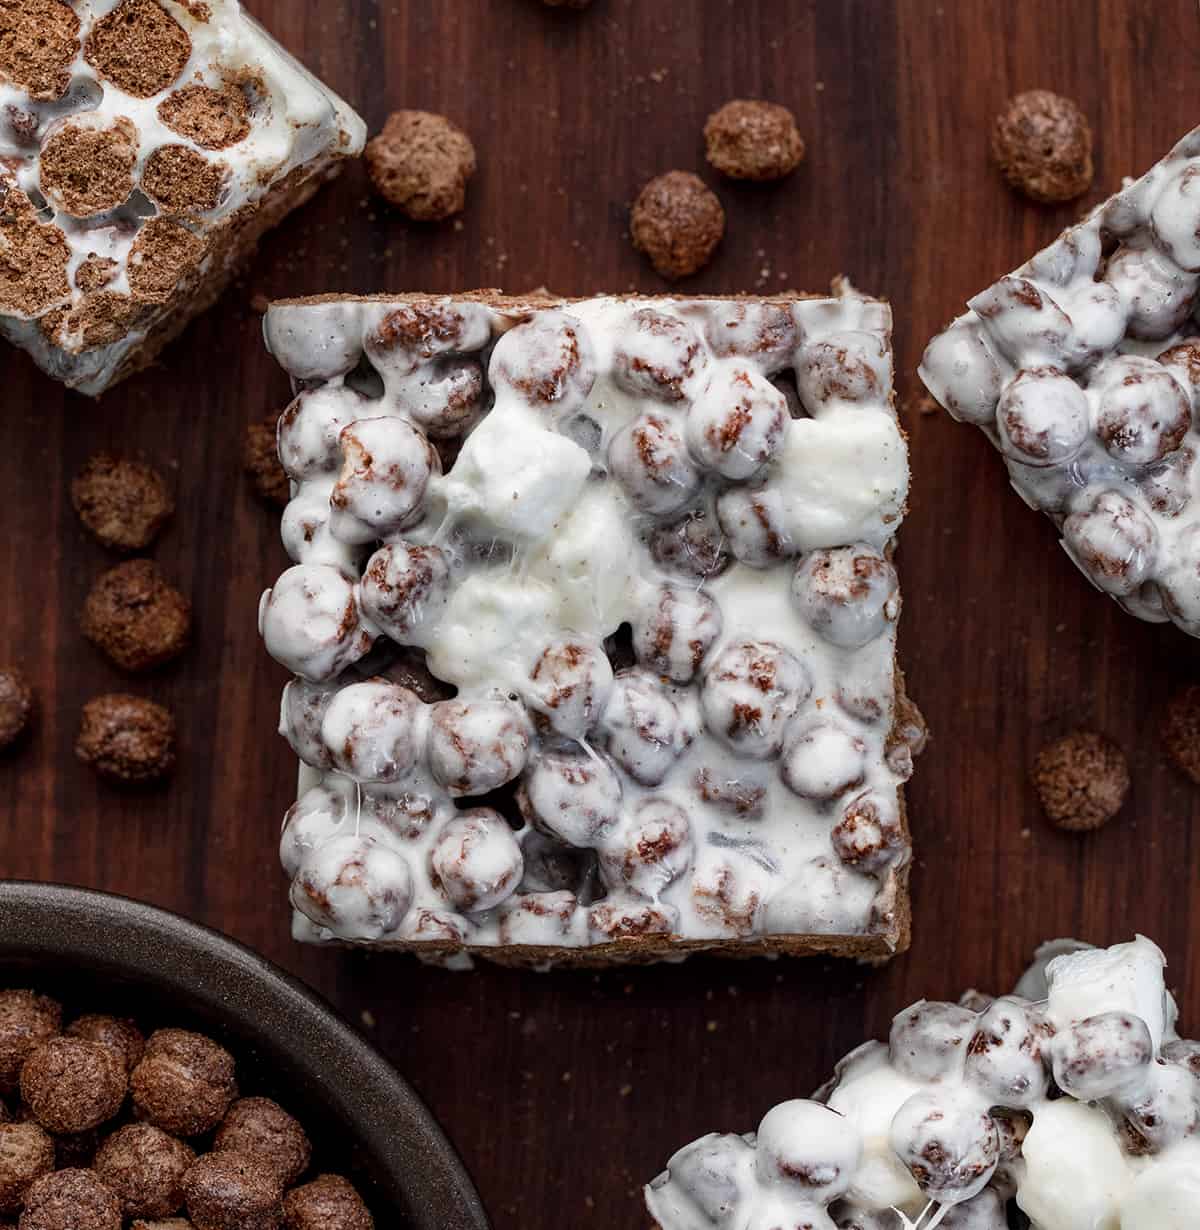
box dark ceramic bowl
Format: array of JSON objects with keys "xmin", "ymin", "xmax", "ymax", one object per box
[{"xmin": 0, "ymin": 881, "xmax": 489, "ymax": 1230}]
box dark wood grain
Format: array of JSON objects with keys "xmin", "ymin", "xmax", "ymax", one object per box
[{"xmin": 3, "ymin": 1, "xmax": 1200, "ymax": 1225}]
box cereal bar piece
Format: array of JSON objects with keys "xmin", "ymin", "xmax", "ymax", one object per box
[
  {"xmin": 0, "ymin": 0, "xmax": 365, "ymax": 396},
  {"xmin": 646, "ymin": 935, "xmax": 1197, "ymax": 1230},
  {"xmin": 259, "ymin": 286, "xmax": 921, "ymax": 968},
  {"xmin": 920, "ymin": 127, "xmax": 1200, "ymax": 637}
]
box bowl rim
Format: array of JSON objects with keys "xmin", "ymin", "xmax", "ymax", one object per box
[{"xmin": 0, "ymin": 880, "xmax": 491, "ymax": 1230}]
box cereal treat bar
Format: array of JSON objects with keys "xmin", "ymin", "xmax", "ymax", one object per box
[
  {"xmin": 920, "ymin": 127, "xmax": 1200, "ymax": 637},
  {"xmin": 647, "ymin": 936, "xmax": 1200, "ymax": 1230},
  {"xmin": 259, "ymin": 288, "xmax": 920, "ymax": 968},
  {"xmin": 0, "ymin": 0, "xmax": 365, "ymax": 396}
]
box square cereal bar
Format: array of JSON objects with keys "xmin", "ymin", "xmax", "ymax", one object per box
[
  {"xmin": 921, "ymin": 127, "xmax": 1200, "ymax": 636},
  {"xmin": 646, "ymin": 936, "xmax": 1186, "ymax": 1229},
  {"xmin": 258, "ymin": 288, "xmax": 922, "ymax": 968},
  {"xmin": 0, "ymin": 0, "xmax": 364, "ymax": 395}
]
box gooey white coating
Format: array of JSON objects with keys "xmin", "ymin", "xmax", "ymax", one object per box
[
  {"xmin": 1118, "ymin": 1144, "xmax": 1200, "ymax": 1230},
  {"xmin": 920, "ymin": 127, "xmax": 1200, "ymax": 636},
  {"xmin": 1045, "ymin": 934, "xmax": 1172, "ymax": 1049},
  {"xmin": 260, "ymin": 291, "xmax": 915, "ymax": 963},
  {"xmin": 646, "ymin": 936, "xmax": 1200, "ymax": 1230},
  {"xmin": 0, "ymin": 0, "xmax": 365, "ymax": 394}
]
